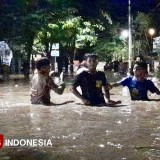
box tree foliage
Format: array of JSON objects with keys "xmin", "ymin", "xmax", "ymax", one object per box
[
  {"xmin": 33, "ymin": 16, "xmax": 104, "ymax": 58},
  {"xmin": 0, "ymin": 0, "xmax": 159, "ymax": 73},
  {"xmin": 133, "ymin": 12, "xmax": 153, "ymax": 54}
]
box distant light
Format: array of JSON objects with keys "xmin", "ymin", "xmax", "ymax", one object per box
[
  {"xmin": 148, "ymin": 28, "xmax": 155, "ymax": 36},
  {"xmin": 120, "ymin": 30, "xmax": 129, "ymax": 40}
]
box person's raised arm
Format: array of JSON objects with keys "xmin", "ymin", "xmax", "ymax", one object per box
[
  {"xmin": 47, "ymin": 77, "xmax": 65, "ymax": 95},
  {"xmin": 110, "ymin": 81, "xmax": 122, "ymax": 89},
  {"xmin": 103, "ymin": 84, "xmax": 110, "ymax": 102},
  {"xmin": 155, "ymin": 86, "xmax": 160, "ymax": 95}
]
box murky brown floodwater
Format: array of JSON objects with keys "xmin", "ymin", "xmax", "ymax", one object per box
[{"xmin": 0, "ymin": 75, "xmax": 160, "ymax": 160}]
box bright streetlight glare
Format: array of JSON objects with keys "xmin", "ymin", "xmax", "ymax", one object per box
[
  {"xmin": 149, "ymin": 28, "xmax": 155, "ymax": 36},
  {"xmin": 121, "ymin": 30, "xmax": 129, "ymax": 39}
]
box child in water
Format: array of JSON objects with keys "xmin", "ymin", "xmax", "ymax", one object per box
[
  {"xmin": 30, "ymin": 57, "xmax": 65, "ymax": 104},
  {"xmin": 71, "ymin": 53, "xmax": 121, "ymax": 106},
  {"xmin": 111, "ymin": 61, "xmax": 160, "ymax": 100}
]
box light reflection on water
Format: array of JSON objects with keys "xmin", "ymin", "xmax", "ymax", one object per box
[{"xmin": 0, "ymin": 75, "xmax": 160, "ymax": 159}]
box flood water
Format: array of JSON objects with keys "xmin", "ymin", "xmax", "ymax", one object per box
[{"xmin": 0, "ymin": 73, "xmax": 160, "ymax": 160}]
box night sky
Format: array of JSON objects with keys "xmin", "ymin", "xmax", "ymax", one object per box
[
  {"xmin": 106, "ymin": 0, "xmax": 158, "ymax": 20},
  {"xmin": 0, "ymin": 0, "xmax": 159, "ymax": 25}
]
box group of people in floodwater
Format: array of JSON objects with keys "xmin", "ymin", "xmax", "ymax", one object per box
[
  {"xmin": 104, "ymin": 61, "xmax": 128, "ymax": 75},
  {"xmin": 104, "ymin": 56, "xmax": 153, "ymax": 76},
  {"xmin": 30, "ymin": 53, "xmax": 160, "ymax": 107}
]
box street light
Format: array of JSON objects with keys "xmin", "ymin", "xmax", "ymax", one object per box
[
  {"xmin": 148, "ymin": 28, "xmax": 155, "ymax": 72},
  {"xmin": 148, "ymin": 28, "xmax": 155, "ymax": 54},
  {"xmin": 120, "ymin": 29, "xmax": 129, "ymax": 62},
  {"xmin": 149, "ymin": 28, "xmax": 155, "ymax": 37},
  {"xmin": 120, "ymin": 30, "xmax": 129, "ymax": 40}
]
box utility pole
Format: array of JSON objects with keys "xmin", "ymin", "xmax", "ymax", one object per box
[{"xmin": 128, "ymin": 0, "xmax": 132, "ymax": 69}]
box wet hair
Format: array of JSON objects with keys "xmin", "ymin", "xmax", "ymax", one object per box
[
  {"xmin": 83, "ymin": 53, "xmax": 90, "ymax": 61},
  {"xmin": 134, "ymin": 55, "xmax": 143, "ymax": 61},
  {"xmin": 135, "ymin": 61, "xmax": 147, "ymax": 70},
  {"xmin": 35, "ymin": 57, "xmax": 50, "ymax": 70},
  {"xmin": 86, "ymin": 53, "xmax": 99, "ymax": 60}
]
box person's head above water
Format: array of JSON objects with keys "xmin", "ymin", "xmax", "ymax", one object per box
[
  {"xmin": 35, "ymin": 57, "xmax": 51, "ymax": 76},
  {"xmin": 85, "ymin": 53, "xmax": 99, "ymax": 72},
  {"xmin": 133, "ymin": 61, "xmax": 148, "ymax": 80}
]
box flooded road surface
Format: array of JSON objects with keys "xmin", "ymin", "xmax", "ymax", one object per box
[{"xmin": 0, "ymin": 78, "xmax": 160, "ymax": 160}]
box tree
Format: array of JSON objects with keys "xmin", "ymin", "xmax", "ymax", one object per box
[
  {"xmin": 133, "ymin": 12, "xmax": 153, "ymax": 55},
  {"xmin": 33, "ymin": 16, "xmax": 102, "ymax": 72}
]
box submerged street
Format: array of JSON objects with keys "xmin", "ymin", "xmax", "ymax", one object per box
[
  {"xmin": 0, "ymin": 0, "xmax": 159, "ymax": 159},
  {"xmin": 0, "ymin": 75, "xmax": 160, "ymax": 160}
]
